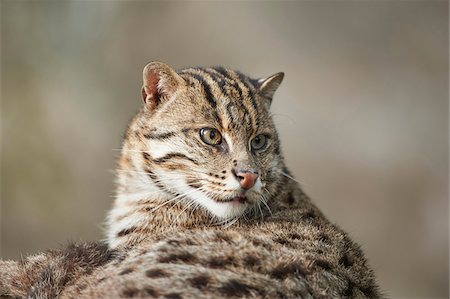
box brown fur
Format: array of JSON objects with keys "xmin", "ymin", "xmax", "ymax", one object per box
[{"xmin": 0, "ymin": 242, "xmax": 114, "ymax": 298}]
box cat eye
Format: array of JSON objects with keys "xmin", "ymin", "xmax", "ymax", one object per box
[
  {"xmin": 250, "ymin": 135, "xmax": 268, "ymax": 151},
  {"xmin": 200, "ymin": 128, "xmax": 222, "ymax": 146}
]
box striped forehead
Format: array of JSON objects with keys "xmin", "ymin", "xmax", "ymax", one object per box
[{"xmin": 179, "ymin": 67, "xmax": 261, "ymax": 131}]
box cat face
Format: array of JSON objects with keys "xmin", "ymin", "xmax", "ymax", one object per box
[{"xmin": 122, "ymin": 62, "xmax": 284, "ymax": 220}]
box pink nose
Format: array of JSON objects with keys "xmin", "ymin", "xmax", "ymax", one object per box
[{"xmin": 235, "ymin": 171, "xmax": 258, "ymax": 190}]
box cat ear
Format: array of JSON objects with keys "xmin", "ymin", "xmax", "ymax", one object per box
[
  {"xmin": 141, "ymin": 61, "xmax": 185, "ymax": 110},
  {"xmin": 257, "ymin": 72, "xmax": 284, "ymax": 108}
]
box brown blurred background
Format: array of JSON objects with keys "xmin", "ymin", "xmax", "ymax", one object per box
[{"xmin": 1, "ymin": 1, "xmax": 448, "ymax": 297}]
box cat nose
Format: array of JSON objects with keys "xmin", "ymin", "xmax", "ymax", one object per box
[{"xmin": 233, "ymin": 170, "xmax": 258, "ymax": 190}]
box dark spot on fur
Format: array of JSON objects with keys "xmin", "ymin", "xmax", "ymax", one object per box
[
  {"xmin": 218, "ymin": 279, "xmax": 262, "ymax": 297},
  {"xmin": 214, "ymin": 174, "xmax": 220, "ymax": 178},
  {"xmin": 319, "ymin": 233, "xmax": 330, "ymax": 243},
  {"xmin": 288, "ymin": 233, "xmax": 304, "ymax": 240},
  {"xmin": 208, "ymin": 255, "xmax": 236, "ymax": 268},
  {"xmin": 302, "ymin": 211, "xmax": 316, "ymax": 221},
  {"xmin": 251, "ymin": 238, "xmax": 263, "ymax": 246},
  {"xmin": 119, "ymin": 267, "xmax": 134, "ymax": 275},
  {"xmin": 165, "ymin": 163, "xmax": 187, "ymax": 170},
  {"xmin": 222, "ymin": 170, "xmax": 226, "ymax": 174},
  {"xmin": 274, "ymin": 143, "xmax": 281, "ymax": 155},
  {"xmin": 314, "ymin": 259, "xmax": 332, "ymax": 270},
  {"xmin": 221, "ymin": 176, "xmax": 226, "ymax": 180},
  {"xmin": 157, "ymin": 251, "xmax": 199, "ymax": 264},
  {"xmin": 343, "ymin": 281, "xmax": 354, "ymax": 297},
  {"xmin": 98, "ymin": 277, "xmax": 106, "ymax": 283},
  {"xmin": 143, "ymin": 286, "xmax": 159, "ymax": 297},
  {"xmin": 270, "ymin": 261, "xmax": 309, "ymax": 279},
  {"xmin": 188, "ymin": 274, "xmax": 211, "ymax": 289},
  {"xmin": 360, "ymin": 284, "xmax": 377, "ymax": 297},
  {"xmin": 339, "ymin": 253, "xmax": 353, "ymax": 268},
  {"xmin": 186, "ymin": 178, "xmax": 202, "ymax": 189},
  {"xmin": 158, "ymin": 246, "xmax": 168, "ymax": 253},
  {"xmin": 145, "ymin": 268, "xmax": 171, "ymax": 278},
  {"xmin": 287, "ymin": 193, "xmax": 295, "ymax": 205},
  {"xmin": 183, "ymin": 238, "xmax": 196, "ymax": 246},
  {"xmin": 273, "ymin": 237, "xmax": 292, "ymax": 246},
  {"xmin": 252, "ymin": 238, "xmax": 264, "ymax": 247},
  {"xmin": 117, "ymin": 227, "xmax": 137, "ymax": 237},
  {"xmin": 211, "ymin": 180, "xmax": 223, "ymax": 186},
  {"xmin": 251, "ymin": 238, "xmax": 273, "ymax": 250},
  {"xmin": 144, "ymin": 131, "xmax": 176, "ymax": 140},
  {"xmin": 121, "ymin": 287, "xmax": 139, "ymax": 298},
  {"xmin": 243, "ymin": 254, "xmax": 260, "ymax": 267},
  {"xmin": 153, "ymin": 153, "xmax": 198, "ymax": 165},
  {"xmin": 142, "ymin": 152, "xmax": 151, "ymax": 161},
  {"xmin": 181, "ymin": 128, "xmax": 192, "ymax": 135},
  {"xmin": 166, "ymin": 239, "xmax": 181, "ymax": 246},
  {"xmin": 113, "ymin": 252, "xmax": 128, "ymax": 265},
  {"xmin": 165, "ymin": 293, "xmax": 182, "ymax": 299}
]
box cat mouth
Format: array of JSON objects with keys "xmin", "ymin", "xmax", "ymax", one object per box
[{"xmin": 219, "ymin": 196, "xmax": 248, "ymax": 204}]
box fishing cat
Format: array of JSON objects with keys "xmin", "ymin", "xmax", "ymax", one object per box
[{"xmin": 0, "ymin": 62, "xmax": 382, "ymax": 298}]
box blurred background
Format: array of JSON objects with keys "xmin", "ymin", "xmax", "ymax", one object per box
[{"xmin": 1, "ymin": 1, "xmax": 448, "ymax": 297}]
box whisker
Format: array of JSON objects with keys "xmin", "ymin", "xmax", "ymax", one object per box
[
  {"xmin": 222, "ymin": 217, "xmax": 238, "ymax": 229},
  {"xmin": 176, "ymin": 194, "xmax": 203, "ymax": 221},
  {"xmin": 278, "ymin": 170, "xmax": 309, "ymax": 187},
  {"xmin": 178, "ymin": 186, "xmax": 207, "ymax": 211},
  {"xmin": 269, "ymin": 112, "xmax": 296, "ymax": 125},
  {"xmin": 259, "ymin": 194, "xmax": 273, "ymax": 216},
  {"xmin": 116, "ymin": 169, "xmax": 214, "ymax": 182},
  {"xmin": 150, "ymin": 188, "xmax": 198, "ymax": 213},
  {"xmin": 256, "ymin": 200, "xmax": 264, "ymax": 221},
  {"xmin": 116, "ymin": 149, "xmax": 151, "ymax": 153}
]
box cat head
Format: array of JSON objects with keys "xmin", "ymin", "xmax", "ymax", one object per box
[{"xmin": 119, "ymin": 61, "xmax": 285, "ymax": 220}]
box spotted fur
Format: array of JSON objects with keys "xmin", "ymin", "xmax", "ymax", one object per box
[{"xmin": 0, "ymin": 62, "xmax": 383, "ymax": 298}]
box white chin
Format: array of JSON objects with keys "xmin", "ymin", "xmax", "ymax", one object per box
[
  {"xmin": 209, "ymin": 200, "xmax": 248, "ymax": 219},
  {"xmin": 191, "ymin": 191, "xmax": 247, "ymax": 219}
]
